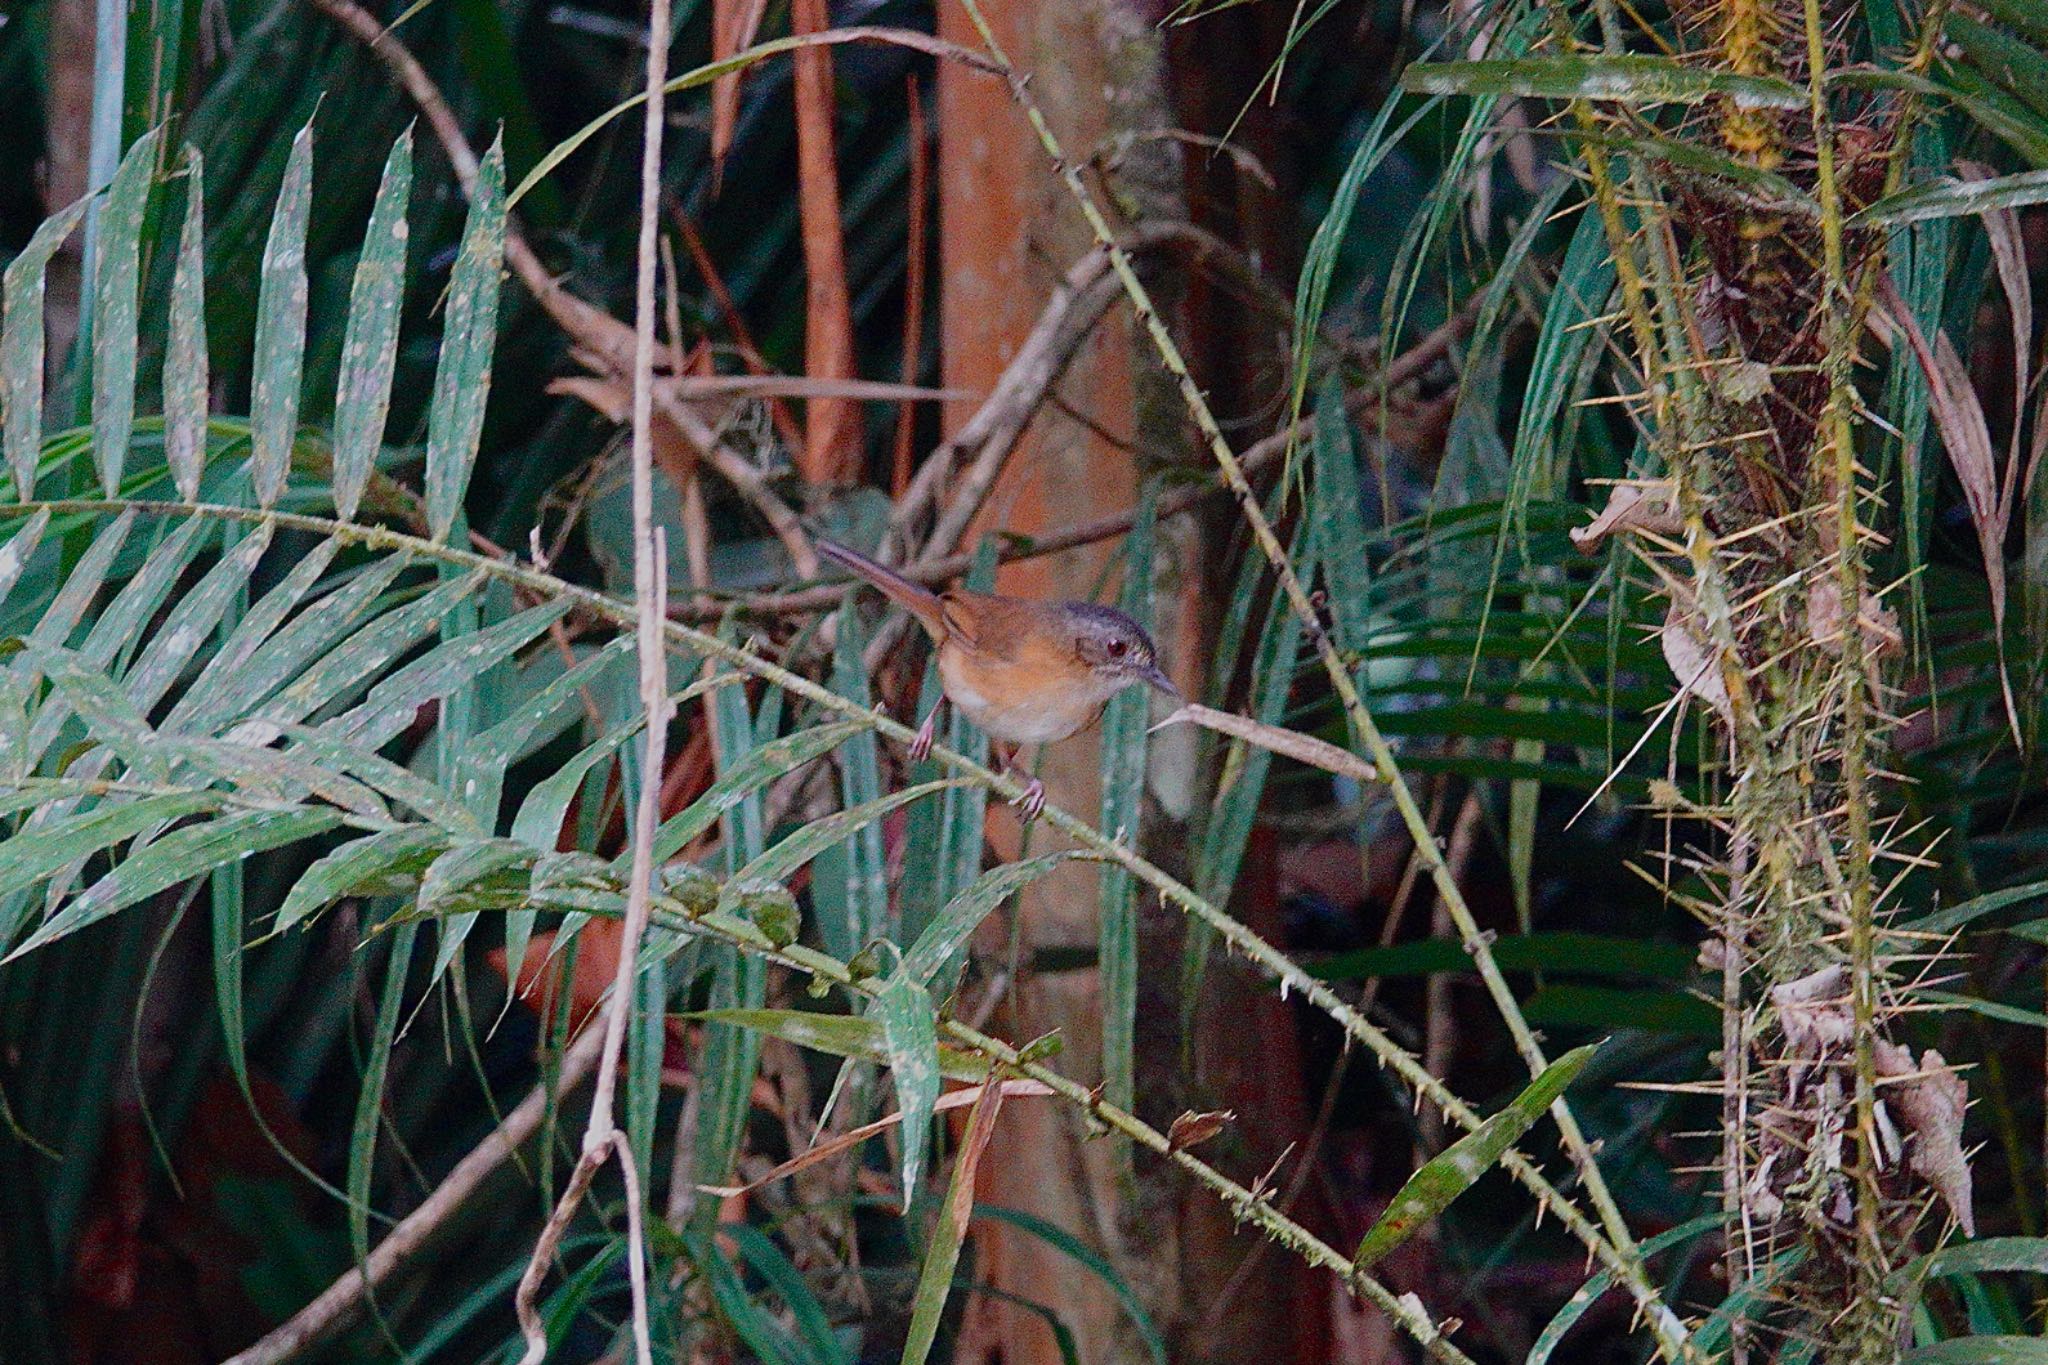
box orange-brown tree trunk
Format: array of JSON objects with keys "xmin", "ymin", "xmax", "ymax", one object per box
[{"xmin": 934, "ymin": 4, "xmax": 1323, "ymax": 1361}]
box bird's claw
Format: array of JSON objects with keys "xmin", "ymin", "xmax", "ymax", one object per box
[
  {"xmin": 909, "ymin": 709, "xmax": 938, "ymax": 763},
  {"xmin": 1010, "ymin": 777, "xmax": 1046, "ymax": 822}
]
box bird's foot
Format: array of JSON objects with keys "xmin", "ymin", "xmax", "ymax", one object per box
[
  {"xmin": 908, "ymin": 707, "xmax": 939, "ymax": 763},
  {"xmin": 1009, "ymin": 776, "xmax": 1046, "ymax": 822}
]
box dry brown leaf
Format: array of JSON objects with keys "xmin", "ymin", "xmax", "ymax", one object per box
[
  {"xmin": 1877, "ymin": 279, "xmax": 2017, "ymax": 737},
  {"xmin": 1150, "ymin": 702, "xmax": 1378, "ymax": 782},
  {"xmin": 1877, "ymin": 1040, "xmax": 1975, "ymax": 1235},
  {"xmin": 1961, "ymin": 159, "xmax": 2032, "ymax": 515},
  {"xmin": 1167, "ymin": 1109, "xmax": 1234, "ymax": 1153},
  {"xmin": 1770, "ymin": 964, "xmax": 1853, "ymax": 1056},
  {"xmin": 1804, "ymin": 578, "xmax": 1903, "ymax": 659},
  {"xmin": 1569, "ymin": 481, "xmax": 1681, "ymax": 554},
  {"xmin": 790, "ymin": 0, "xmax": 858, "ymax": 485},
  {"xmin": 709, "ymin": 0, "xmax": 772, "ymax": 183},
  {"xmin": 1659, "ymin": 603, "xmax": 1732, "ymax": 723}
]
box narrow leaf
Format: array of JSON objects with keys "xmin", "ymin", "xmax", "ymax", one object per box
[
  {"xmin": 251, "ymin": 119, "xmax": 315, "ymax": 509},
  {"xmin": 876, "ymin": 968, "xmax": 941, "ymax": 1207},
  {"xmin": 8, "ymin": 807, "xmax": 343, "ymax": 959},
  {"xmin": 332, "ymin": 128, "xmax": 414, "ymax": 523},
  {"xmin": 1400, "ymin": 55, "xmax": 1805, "ymax": 108},
  {"xmin": 90, "ymin": 128, "xmax": 162, "ymax": 496},
  {"xmin": 902, "ymin": 1076, "xmax": 1006, "ymax": 1365},
  {"xmin": 424, "ymin": 135, "xmax": 506, "ymax": 542},
  {"xmin": 2, "ymin": 194, "xmax": 90, "ymax": 498},
  {"xmin": 901, "ymin": 852, "xmax": 1086, "ymax": 987},
  {"xmin": 325, "ymin": 597, "xmax": 567, "ymax": 750},
  {"xmin": 1099, "ymin": 484, "xmax": 1155, "ymax": 1122},
  {"xmin": 649, "ymin": 720, "xmax": 868, "ymax": 865},
  {"xmin": 165, "ymin": 145, "xmax": 209, "ymax": 502},
  {"xmin": 271, "ymin": 825, "xmax": 448, "ymax": 935},
  {"xmin": 693, "ymin": 1007, "xmax": 991, "ymax": 1082},
  {"xmin": 1352, "ymin": 1042, "xmax": 1600, "ymax": 1268}
]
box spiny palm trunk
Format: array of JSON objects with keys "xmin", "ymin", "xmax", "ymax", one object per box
[{"xmin": 1568, "ymin": 0, "xmax": 1973, "ymax": 1351}]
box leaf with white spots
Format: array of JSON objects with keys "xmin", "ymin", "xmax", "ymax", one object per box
[
  {"xmin": 90, "ymin": 128, "xmax": 162, "ymax": 497},
  {"xmin": 331, "ymin": 129, "xmax": 414, "ymax": 523},
  {"xmin": 250, "ymin": 120, "xmax": 315, "ymax": 509},
  {"xmin": 424, "ymin": 135, "xmax": 507, "ymax": 542},
  {"xmin": 876, "ymin": 967, "xmax": 941, "ymax": 1208},
  {"xmin": 165, "ymin": 145, "xmax": 210, "ymax": 503},
  {"xmin": 1353, "ymin": 1042, "xmax": 1600, "ymax": 1270},
  {"xmin": 2, "ymin": 194, "xmax": 89, "ymax": 499}
]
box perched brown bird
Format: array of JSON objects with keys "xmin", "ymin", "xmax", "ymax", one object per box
[{"xmin": 816, "ymin": 538, "xmax": 1179, "ymax": 817}]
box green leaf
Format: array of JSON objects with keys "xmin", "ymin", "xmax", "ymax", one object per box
[
  {"xmin": 1901, "ymin": 878, "xmax": 2048, "ymax": 936},
  {"xmin": 1522, "ymin": 984, "xmax": 1719, "ymax": 1036},
  {"xmin": 89, "ymin": 127, "xmax": 161, "ymax": 497},
  {"xmin": 421, "ymin": 839, "xmax": 535, "ymax": 983},
  {"xmin": 2, "ymin": 192, "xmax": 90, "ymax": 498},
  {"xmin": 691, "ymin": 1008, "xmax": 991, "ymax": 1082},
  {"xmin": 350, "ymin": 920, "xmax": 417, "ymax": 1273},
  {"xmin": 1903, "ymin": 1341, "xmax": 2048, "ymax": 1363},
  {"xmin": 326, "ymin": 597, "xmax": 568, "ymax": 750},
  {"xmin": 165, "ymin": 538, "xmax": 341, "ymax": 732},
  {"xmin": 722, "ymin": 1223, "xmax": 855, "ymax": 1365},
  {"xmin": 1099, "ymin": 481, "xmax": 1156, "ymax": 1123},
  {"xmin": 875, "ymin": 967, "xmax": 941, "ymax": 1207},
  {"xmin": 1352, "ymin": 1041, "xmax": 1600, "ymax": 1269},
  {"xmin": 165, "ymin": 145, "xmax": 208, "ymax": 503},
  {"xmin": 250, "ymin": 118, "xmax": 315, "ymax": 509},
  {"xmin": 175, "ymin": 551, "xmax": 411, "ymax": 735},
  {"xmin": 331, "ymin": 128, "xmax": 414, "ymax": 523},
  {"xmin": 901, "ymin": 852, "xmax": 1087, "ymax": 987},
  {"xmin": 1527, "ymin": 1214, "xmax": 1720, "ymax": 1364},
  {"xmin": 818, "ymin": 603, "xmax": 887, "ymax": 959},
  {"xmin": 724, "ymin": 779, "xmax": 963, "ymax": 905},
  {"xmin": 270, "ymin": 825, "xmax": 449, "ymax": 935},
  {"xmin": 279, "ymin": 726, "xmax": 483, "ymax": 834},
  {"xmin": 649, "ymin": 720, "xmax": 869, "ymax": 865},
  {"xmin": 974, "ymin": 1205, "xmax": 1170, "ymax": 1365},
  {"xmin": 8, "ymin": 807, "xmax": 344, "ymax": 959},
  {"xmin": 248, "ymin": 568, "xmax": 484, "ymax": 733},
  {"xmin": 1857, "ymin": 168, "xmax": 2048, "ymax": 226},
  {"xmin": 463, "ymin": 636, "xmax": 633, "ymax": 816},
  {"xmin": 511, "ymin": 730, "xmax": 631, "ymax": 852},
  {"xmin": 128, "ymin": 525, "xmax": 266, "ymax": 723},
  {"xmin": 424, "ymin": 135, "xmax": 506, "ymax": 542},
  {"xmin": 1401, "ymin": 55, "xmax": 1805, "ymax": 107},
  {"xmin": 22, "ymin": 642, "xmax": 164, "ymax": 779},
  {"xmin": 0, "ymin": 792, "xmax": 217, "ymax": 908}
]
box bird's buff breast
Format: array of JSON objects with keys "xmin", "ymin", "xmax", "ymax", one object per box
[{"xmin": 939, "ymin": 647, "xmax": 1118, "ymax": 745}]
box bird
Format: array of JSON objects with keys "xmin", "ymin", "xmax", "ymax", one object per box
[{"xmin": 814, "ymin": 537, "xmax": 1180, "ymax": 819}]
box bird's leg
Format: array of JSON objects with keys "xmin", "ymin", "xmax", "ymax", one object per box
[
  {"xmin": 999, "ymin": 743, "xmax": 1046, "ymax": 821},
  {"xmin": 908, "ymin": 699, "xmax": 943, "ymax": 763}
]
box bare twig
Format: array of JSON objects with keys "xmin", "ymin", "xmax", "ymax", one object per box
[
  {"xmin": 512, "ymin": 0, "xmax": 675, "ymax": 1357},
  {"xmin": 221, "ymin": 1025, "xmax": 606, "ymax": 1365}
]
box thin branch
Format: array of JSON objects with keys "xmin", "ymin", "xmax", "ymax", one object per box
[
  {"xmin": 514, "ymin": 0, "xmax": 675, "ymax": 1355},
  {"xmin": 221, "ymin": 1025, "xmax": 606, "ymax": 1365}
]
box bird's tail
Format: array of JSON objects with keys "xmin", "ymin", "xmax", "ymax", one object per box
[{"xmin": 815, "ymin": 538, "xmax": 948, "ymax": 641}]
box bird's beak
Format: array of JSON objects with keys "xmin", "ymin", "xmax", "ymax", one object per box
[{"xmin": 1137, "ymin": 663, "xmax": 1181, "ymax": 700}]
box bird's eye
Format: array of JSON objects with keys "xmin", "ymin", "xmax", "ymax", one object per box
[{"xmin": 1107, "ymin": 637, "xmax": 1128, "ymax": 657}]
